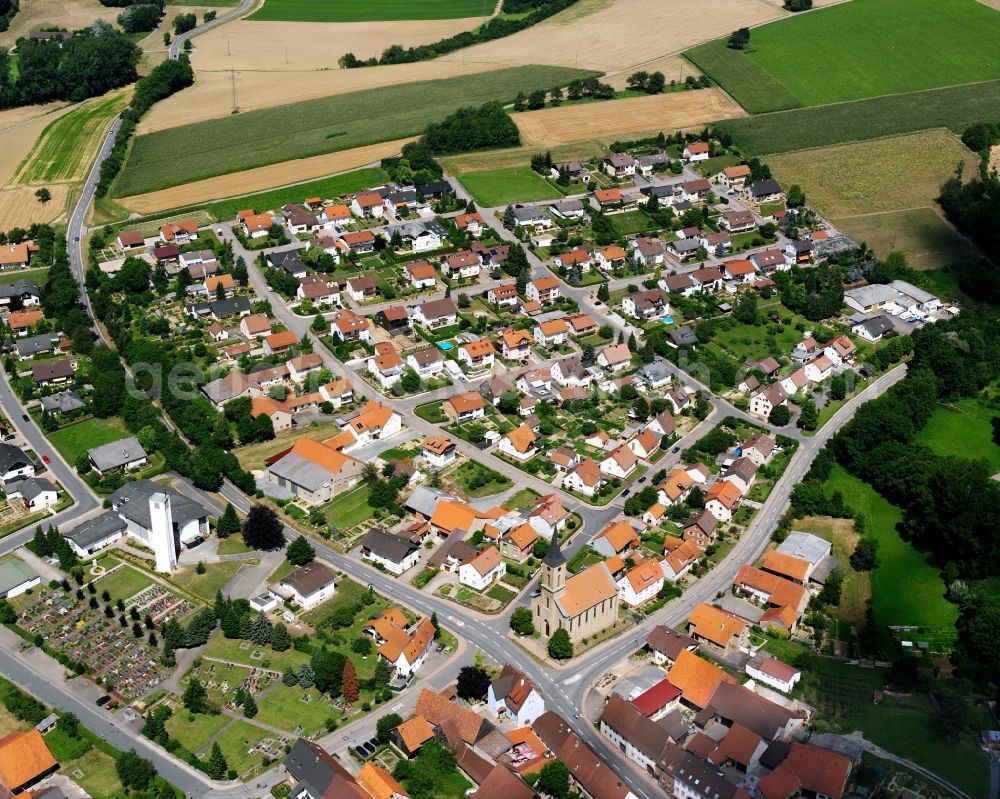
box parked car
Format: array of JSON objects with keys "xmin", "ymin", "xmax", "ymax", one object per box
[
  {"xmin": 96, "ymin": 695, "xmax": 112, "ymax": 707},
  {"xmin": 622, "ymin": 489, "xmax": 631, "ymax": 497},
  {"xmin": 672, "ymin": 445, "xmax": 680, "ymax": 453},
  {"xmin": 41, "ymin": 454, "xmax": 50, "ymax": 465}
]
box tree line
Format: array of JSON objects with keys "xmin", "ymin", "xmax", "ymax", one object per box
[
  {"xmin": 0, "ymin": 23, "xmax": 139, "ymax": 109},
  {"xmin": 419, "ymin": 101, "xmax": 519, "ymax": 155},
  {"xmin": 97, "ymin": 56, "xmax": 194, "ymax": 197},
  {"xmin": 338, "ymin": 0, "xmax": 578, "ymax": 68}
]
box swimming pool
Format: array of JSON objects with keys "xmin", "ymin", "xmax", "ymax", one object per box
[
  {"xmin": 661, "ymin": 316, "xmax": 674, "ymax": 324},
  {"xmin": 437, "ymin": 341, "xmax": 454, "ymax": 351}
]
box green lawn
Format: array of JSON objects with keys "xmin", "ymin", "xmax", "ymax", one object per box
[
  {"xmin": 254, "ymin": 685, "xmax": 338, "ymax": 735},
  {"xmin": 212, "ymin": 720, "xmax": 275, "ymax": 779},
  {"xmin": 914, "ymin": 397, "xmax": 1000, "ymax": 473},
  {"xmin": 248, "ymin": 0, "xmax": 486, "ymax": 21},
  {"xmin": 164, "ymin": 710, "xmax": 230, "ymax": 756},
  {"xmin": 63, "ymin": 747, "xmax": 124, "ymax": 798},
  {"xmin": 683, "ymin": 38, "xmax": 802, "ymax": 114},
  {"xmin": 217, "ymin": 536, "xmax": 253, "ymax": 556},
  {"xmin": 48, "ymin": 417, "xmax": 132, "ymax": 465},
  {"xmin": 0, "ymin": 267, "xmax": 48, "ymax": 286},
  {"xmin": 319, "ymin": 485, "xmax": 376, "ymax": 529},
  {"xmin": 459, "ymin": 166, "xmax": 562, "ymax": 207},
  {"xmin": 505, "ymin": 488, "xmax": 540, "ymax": 511},
  {"xmin": 97, "ymin": 564, "xmax": 156, "ymax": 602},
  {"xmin": 709, "ymin": 316, "xmax": 805, "ymax": 362},
  {"xmin": 717, "ymin": 79, "xmax": 1000, "ymax": 155},
  {"xmin": 824, "ymin": 466, "xmax": 957, "ymax": 649},
  {"xmin": 115, "ymin": 67, "xmax": 598, "ymax": 196},
  {"xmin": 743, "ymin": 0, "xmax": 1000, "ymax": 107},
  {"xmin": 203, "ymin": 167, "xmax": 388, "ymax": 221},
  {"xmin": 173, "ymin": 560, "xmax": 243, "ymax": 602},
  {"xmin": 203, "ymin": 633, "xmax": 310, "ymax": 672},
  {"xmin": 610, "ymin": 209, "xmax": 656, "ymax": 236}
]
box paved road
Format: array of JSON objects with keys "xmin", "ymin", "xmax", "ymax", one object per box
[{"xmin": 168, "ymin": 0, "xmax": 256, "ymax": 59}]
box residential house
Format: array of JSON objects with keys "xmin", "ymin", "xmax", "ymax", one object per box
[
  {"xmin": 660, "ymin": 537, "xmax": 701, "ymax": 582},
  {"xmin": 779, "ymin": 368, "xmax": 809, "ymax": 397},
  {"xmin": 749, "ymin": 383, "xmax": 788, "ymax": 418},
  {"xmin": 550, "ymin": 355, "xmax": 590, "ymax": 388},
  {"xmin": 351, "ymin": 191, "xmax": 385, "ymax": 218},
  {"xmin": 705, "ymin": 479, "xmax": 742, "ymax": 522},
  {"xmin": 746, "ymin": 655, "xmax": 801, "ymax": 694},
  {"xmin": 683, "ymin": 510, "xmax": 719, "ymax": 551},
  {"xmin": 263, "ymin": 329, "xmax": 298, "ymax": 356},
  {"xmin": 526, "ymin": 276, "xmax": 560, "ymax": 305},
  {"xmin": 749, "ymin": 248, "xmax": 786, "ymax": 273},
  {"xmin": 341, "ymin": 230, "xmax": 376, "ymax": 254},
  {"xmin": 7, "ymin": 310, "xmax": 43, "ymax": 336},
  {"xmin": 115, "ymin": 230, "xmax": 145, "ymax": 251},
  {"xmin": 534, "ymin": 318, "xmax": 568, "ymax": 349},
  {"xmin": 632, "ymin": 236, "xmax": 666, "ymax": 267},
  {"xmin": 421, "ymin": 435, "xmax": 456, "ymax": 469},
  {"xmin": 666, "ymin": 238, "xmax": 701, "ymax": 262},
  {"xmin": 88, "ymin": 437, "xmax": 148, "ymax": 475},
  {"xmin": 589, "ymin": 521, "xmax": 639, "ymax": 558},
  {"xmin": 600, "ymin": 694, "xmax": 672, "ymax": 773},
  {"xmin": 0, "ymin": 729, "xmax": 57, "ymax": 793},
  {"xmin": 510, "ymin": 205, "xmax": 550, "ymax": 231},
  {"xmin": 647, "ymin": 410, "xmax": 676, "ymax": 439},
  {"xmin": 593, "ymin": 188, "xmax": 622, "ymax": 210},
  {"xmin": 279, "ymin": 562, "xmax": 336, "ymax": 610},
  {"xmin": 636, "ymin": 360, "xmax": 672, "ymax": 390},
  {"xmin": 804, "ymin": 353, "xmax": 834, "ymax": 383},
  {"xmin": 601, "ymin": 444, "xmax": 638, "ymax": 478},
  {"xmin": 368, "ymin": 342, "xmax": 405, "ymax": 388},
  {"xmin": 359, "ymin": 528, "xmax": 420, "ymax": 575},
  {"xmin": 527, "ymin": 494, "xmax": 567, "ymax": 540},
  {"xmin": 331, "ymin": 310, "xmax": 371, "ymax": 342},
  {"xmin": 457, "ymin": 339, "xmax": 496, "ymax": 371},
  {"xmin": 459, "ymin": 546, "xmax": 506, "ymax": 590},
  {"xmin": 385, "ymin": 219, "xmax": 445, "ymax": 253},
  {"xmin": 622, "ymin": 288, "xmax": 669, "ymax": 320},
  {"xmin": 682, "ymin": 142, "xmax": 709, "ymax": 162},
  {"xmin": 598, "ymin": 343, "xmax": 632, "ymax": 373},
  {"xmin": 501, "ymin": 328, "xmax": 534, "ymax": 361},
  {"xmin": 455, "ymin": 212, "xmax": 484, "ymax": 236},
  {"xmin": 681, "ymin": 178, "xmax": 711, "ymax": 202},
  {"xmin": 734, "ymin": 564, "xmax": 808, "ymax": 633},
  {"xmin": 740, "ymin": 433, "xmax": 776, "ymax": 466},
  {"xmin": 644, "ymin": 625, "xmax": 698, "ymax": 669},
  {"xmin": 416, "ymin": 180, "xmax": 453, "ymax": 200},
  {"xmin": 238, "ymin": 211, "xmax": 273, "ymax": 239},
  {"xmin": 603, "ymin": 152, "xmax": 636, "ymax": 177},
  {"xmin": 159, "ymin": 220, "xmax": 198, "ymax": 244},
  {"xmin": 723, "ymin": 456, "xmax": 758, "ymax": 496},
  {"xmin": 407, "ymin": 348, "xmax": 445, "ymax": 379},
  {"xmin": 499, "ymin": 423, "xmax": 537, "ymax": 462},
  {"xmin": 488, "ymin": 284, "xmax": 519, "ymax": 308},
  {"xmin": 595, "ymin": 245, "xmax": 627, "ymax": 273},
  {"xmin": 824, "ymin": 334, "xmax": 856, "ymax": 366},
  {"xmin": 551, "ymin": 197, "xmax": 587, "ymax": 221},
  {"xmin": 720, "ymin": 209, "xmax": 756, "ymax": 233},
  {"xmin": 444, "ymin": 392, "xmax": 486, "ymax": 422},
  {"xmin": 411, "ymin": 297, "xmax": 458, "ymax": 329},
  {"xmin": 488, "ymin": 665, "xmax": 545, "ymax": 727},
  {"xmin": 251, "ymin": 396, "xmax": 293, "ymax": 433},
  {"xmin": 346, "ymin": 276, "xmax": 379, "ymax": 303},
  {"xmin": 240, "ymin": 313, "xmax": 272, "ymax": 339},
  {"xmin": 852, "ymin": 314, "xmax": 894, "ymax": 342},
  {"xmin": 757, "ymin": 744, "xmax": 852, "ymax": 799},
  {"xmin": 743, "ymin": 179, "xmax": 784, "ymax": 204},
  {"xmin": 636, "ymin": 151, "xmax": 671, "ymax": 176},
  {"xmin": 297, "ymin": 275, "xmax": 340, "ymax": 305},
  {"xmin": 499, "ymin": 523, "xmax": 539, "ymax": 564},
  {"xmin": 717, "ymin": 164, "xmax": 751, "ymax": 188},
  {"xmin": 688, "ymin": 603, "xmax": 748, "ymax": 656},
  {"xmin": 404, "ymin": 260, "xmax": 438, "ymax": 289},
  {"xmin": 269, "ymin": 249, "xmax": 307, "ymax": 278},
  {"xmin": 617, "ymin": 559, "xmax": 664, "ymax": 607},
  {"xmin": 562, "ymin": 457, "xmax": 603, "ymax": 497}
]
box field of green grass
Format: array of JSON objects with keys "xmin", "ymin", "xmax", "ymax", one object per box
[
  {"xmin": 835, "ymin": 209, "xmax": 977, "ymax": 270},
  {"xmin": 248, "ymin": 0, "xmax": 487, "ymax": 21},
  {"xmin": 98, "ymin": 564, "xmax": 156, "ymax": 601},
  {"xmin": 254, "ymin": 685, "xmax": 336, "ymax": 735},
  {"xmin": 458, "ymin": 165, "xmax": 562, "ymax": 206},
  {"xmin": 450, "ymin": 460, "xmax": 512, "ymax": 497},
  {"xmin": 164, "ymin": 711, "xmax": 230, "ymax": 756},
  {"xmin": 114, "ymin": 66, "xmax": 598, "ymax": 197},
  {"xmin": 173, "ymin": 560, "xmax": 243, "ymax": 601},
  {"xmin": 14, "ymin": 90, "xmax": 131, "ymax": 185},
  {"xmin": 318, "ymin": 485, "xmax": 375, "ymax": 529},
  {"xmin": 48, "ymin": 417, "xmax": 132, "ymax": 464},
  {"xmin": 212, "ymin": 719, "xmax": 274, "ymax": 778},
  {"xmin": 683, "ymin": 39, "xmax": 802, "ymax": 114},
  {"xmin": 915, "ymin": 397, "xmax": 1000, "ymax": 472},
  {"xmin": 824, "ymin": 465, "xmax": 957, "ymax": 648},
  {"xmin": 717, "ymin": 79, "xmax": 1000, "ymax": 155},
  {"xmin": 744, "ymin": 0, "xmax": 1000, "ymax": 107},
  {"xmin": 203, "ymin": 167, "xmax": 388, "ymax": 221},
  {"xmin": 610, "ymin": 209, "xmax": 656, "ymax": 236},
  {"xmin": 203, "ymin": 633, "xmax": 310, "ymax": 672}
]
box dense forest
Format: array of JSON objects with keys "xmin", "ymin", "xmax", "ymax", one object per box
[
  {"xmin": 0, "ymin": 23, "xmax": 139, "ymax": 108},
  {"xmin": 0, "ymin": 0, "xmax": 16, "ymax": 32},
  {"xmin": 420, "ymin": 101, "xmax": 519, "ymax": 155}
]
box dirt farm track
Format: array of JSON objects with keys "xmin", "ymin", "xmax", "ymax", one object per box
[{"xmin": 513, "ymin": 89, "xmax": 746, "ymax": 146}]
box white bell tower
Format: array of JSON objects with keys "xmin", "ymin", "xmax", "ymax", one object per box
[{"xmin": 149, "ymin": 492, "xmax": 177, "ymax": 573}]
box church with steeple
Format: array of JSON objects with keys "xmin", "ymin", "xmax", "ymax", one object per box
[{"xmin": 531, "ymin": 531, "xmax": 620, "ymax": 643}]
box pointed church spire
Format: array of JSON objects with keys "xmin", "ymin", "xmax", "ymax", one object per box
[{"xmin": 543, "ymin": 531, "xmax": 566, "ymax": 568}]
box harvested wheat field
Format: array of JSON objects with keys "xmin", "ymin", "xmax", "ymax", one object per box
[
  {"xmin": 0, "ymin": 0, "xmax": 119, "ymax": 47},
  {"xmin": 0, "ymin": 102, "xmax": 73, "ymax": 185},
  {"xmin": 514, "ymin": 90, "xmax": 745, "ymax": 147},
  {"xmin": 140, "ymin": 17, "xmax": 498, "ymax": 132},
  {"xmin": 0, "ymin": 185, "xmax": 70, "ymax": 227},
  {"xmin": 454, "ymin": 0, "xmax": 785, "ymax": 72},
  {"xmin": 118, "ymin": 137, "xmax": 414, "ymax": 215}
]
